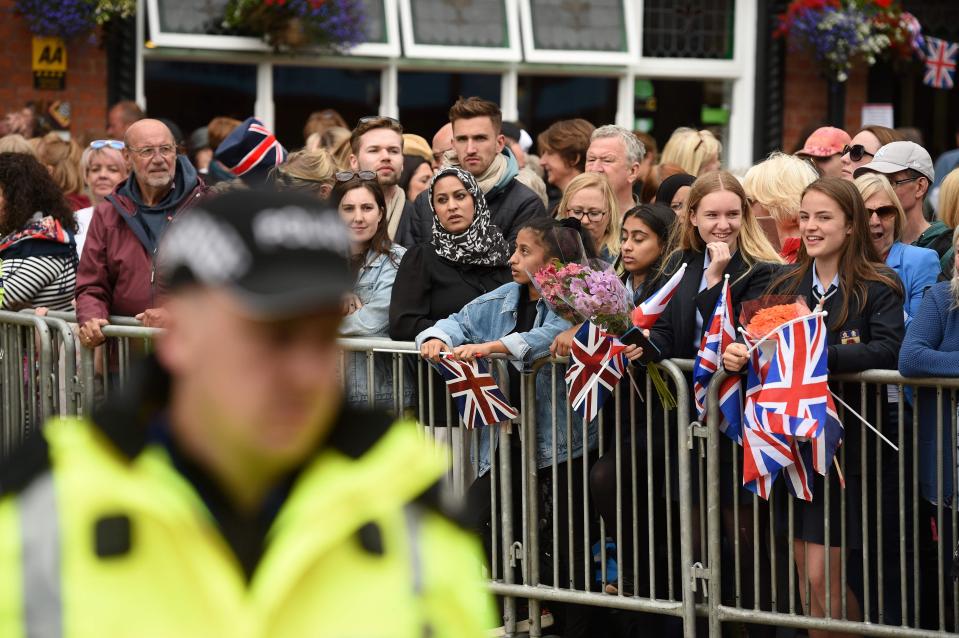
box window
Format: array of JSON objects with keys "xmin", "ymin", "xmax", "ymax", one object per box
[
  {"xmin": 517, "ymin": 75, "xmax": 618, "ymax": 139},
  {"xmin": 635, "ymin": 79, "xmax": 730, "ymax": 159},
  {"xmin": 642, "ymin": 0, "xmax": 735, "ymax": 59},
  {"xmin": 146, "ymin": 0, "xmax": 399, "ymax": 56},
  {"xmin": 144, "ymin": 61, "xmax": 257, "ymax": 141},
  {"xmin": 519, "ymin": 0, "xmax": 637, "ymax": 64},
  {"xmin": 399, "ymin": 0, "xmax": 520, "ymax": 61},
  {"xmin": 272, "ymin": 67, "xmax": 383, "ymax": 149}
]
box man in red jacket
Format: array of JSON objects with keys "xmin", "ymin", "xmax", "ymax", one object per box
[{"xmin": 76, "ymin": 118, "xmax": 208, "ymax": 347}]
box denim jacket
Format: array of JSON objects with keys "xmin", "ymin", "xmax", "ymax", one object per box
[
  {"xmin": 416, "ymin": 282, "xmax": 597, "ymax": 476},
  {"xmin": 341, "ymin": 246, "xmax": 409, "ymax": 408}
]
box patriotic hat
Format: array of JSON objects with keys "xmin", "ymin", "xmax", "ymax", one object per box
[
  {"xmin": 854, "ymin": 141, "xmax": 935, "ymax": 183},
  {"xmin": 214, "ymin": 117, "xmax": 288, "ymax": 186}
]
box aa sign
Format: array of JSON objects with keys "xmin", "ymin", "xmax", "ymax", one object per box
[{"xmin": 32, "ymin": 37, "xmax": 67, "ymax": 90}]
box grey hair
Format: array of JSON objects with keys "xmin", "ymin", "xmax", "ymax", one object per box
[{"xmin": 591, "ymin": 125, "xmax": 645, "ymax": 165}]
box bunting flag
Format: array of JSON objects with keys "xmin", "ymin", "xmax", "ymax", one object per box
[
  {"xmin": 565, "ymin": 321, "xmax": 627, "ymax": 424},
  {"xmin": 631, "ymin": 263, "xmax": 687, "ymax": 329},
  {"xmin": 692, "ymin": 277, "xmax": 743, "ymax": 442},
  {"xmin": 923, "ymin": 36, "xmax": 958, "ymax": 90},
  {"xmin": 434, "ymin": 356, "xmax": 518, "ymax": 429}
]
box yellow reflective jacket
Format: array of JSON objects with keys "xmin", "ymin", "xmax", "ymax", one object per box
[{"xmin": 0, "ymin": 406, "xmax": 495, "ymax": 637}]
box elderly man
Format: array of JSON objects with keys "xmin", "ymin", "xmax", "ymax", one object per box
[
  {"xmin": 76, "ymin": 118, "xmax": 207, "ymax": 346},
  {"xmin": 0, "ymin": 189, "xmax": 495, "ymax": 637},
  {"xmin": 106, "ymin": 100, "xmax": 145, "ymax": 140},
  {"xmin": 585, "ymin": 125, "xmax": 644, "ymax": 215},
  {"xmin": 348, "ymin": 116, "xmax": 414, "ymax": 247},
  {"xmin": 411, "ymin": 97, "xmax": 546, "ymax": 246}
]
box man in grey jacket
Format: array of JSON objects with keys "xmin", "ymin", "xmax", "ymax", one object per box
[{"xmin": 410, "ymin": 97, "xmax": 547, "ymax": 247}]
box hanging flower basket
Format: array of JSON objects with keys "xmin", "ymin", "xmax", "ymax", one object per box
[
  {"xmin": 775, "ymin": 0, "xmax": 923, "ymax": 82},
  {"xmin": 222, "ymin": 0, "xmax": 366, "ymax": 53},
  {"xmin": 14, "ymin": 0, "xmax": 135, "ymax": 40}
]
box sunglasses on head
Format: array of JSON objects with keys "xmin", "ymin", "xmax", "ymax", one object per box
[
  {"xmin": 356, "ymin": 115, "xmax": 400, "ymax": 128},
  {"xmin": 867, "ymin": 205, "xmax": 899, "ymax": 219},
  {"xmin": 89, "ymin": 139, "xmax": 125, "ymax": 151},
  {"xmin": 335, "ymin": 170, "xmax": 376, "ymax": 182},
  {"xmin": 840, "ymin": 144, "xmax": 874, "ymax": 162}
]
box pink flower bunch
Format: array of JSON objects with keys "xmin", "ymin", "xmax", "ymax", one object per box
[{"xmin": 534, "ymin": 260, "xmax": 631, "ymax": 334}]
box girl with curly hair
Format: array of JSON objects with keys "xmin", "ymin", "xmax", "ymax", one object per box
[{"xmin": 0, "ymin": 152, "xmax": 78, "ymax": 311}]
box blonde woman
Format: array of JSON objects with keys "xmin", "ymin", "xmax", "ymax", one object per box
[
  {"xmin": 36, "ymin": 133, "xmax": 88, "ymax": 210},
  {"xmin": 659, "ymin": 127, "xmax": 722, "ymax": 176},
  {"xmin": 936, "ymin": 168, "xmax": 959, "ymax": 276},
  {"xmin": 743, "ymin": 152, "xmax": 819, "ymax": 263},
  {"xmin": 271, "ymin": 149, "xmax": 337, "ymax": 199},
  {"xmin": 556, "ymin": 172, "xmax": 621, "ymax": 262},
  {"xmin": 855, "ymin": 173, "xmax": 939, "ymax": 324}
]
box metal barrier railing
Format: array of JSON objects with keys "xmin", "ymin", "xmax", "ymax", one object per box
[
  {"xmin": 3, "ymin": 309, "xmax": 959, "ymax": 636},
  {"xmin": 705, "ymin": 369, "xmax": 959, "ymax": 637}
]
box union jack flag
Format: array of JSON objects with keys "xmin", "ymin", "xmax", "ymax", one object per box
[
  {"xmin": 434, "ymin": 356, "xmax": 518, "ymax": 429},
  {"xmin": 229, "ymin": 121, "xmax": 287, "ymax": 177},
  {"xmin": 756, "ymin": 314, "xmax": 843, "ymax": 476},
  {"xmin": 631, "ymin": 263, "xmax": 687, "ymax": 329},
  {"xmin": 692, "ymin": 276, "xmax": 743, "ymax": 443},
  {"xmin": 923, "ymin": 37, "xmax": 959, "ymax": 90},
  {"xmin": 565, "ymin": 321, "xmax": 627, "ymax": 424}
]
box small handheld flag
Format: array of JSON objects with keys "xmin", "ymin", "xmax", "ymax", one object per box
[
  {"xmin": 631, "ymin": 263, "xmax": 687, "ymax": 329},
  {"xmin": 566, "ymin": 321, "xmax": 627, "ymax": 423},
  {"xmin": 434, "ymin": 356, "xmax": 518, "ymax": 429}
]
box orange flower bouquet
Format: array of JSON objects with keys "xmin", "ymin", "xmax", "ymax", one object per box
[{"xmin": 739, "ymin": 296, "xmax": 812, "ymax": 359}]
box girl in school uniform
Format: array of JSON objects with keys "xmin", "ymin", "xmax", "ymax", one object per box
[
  {"xmin": 724, "ymin": 177, "xmax": 905, "ymax": 635},
  {"xmin": 645, "ymin": 169, "xmax": 782, "ymax": 618}
]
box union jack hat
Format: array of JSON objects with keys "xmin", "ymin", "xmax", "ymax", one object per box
[{"xmin": 214, "ymin": 117, "xmax": 288, "ymax": 186}]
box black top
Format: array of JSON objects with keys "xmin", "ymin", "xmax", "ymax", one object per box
[
  {"xmin": 388, "ymin": 243, "xmax": 512, "ymax": 341},
  {"xmin": 767, "ymin": 264, "xmax": 905, "ymax": 473},
  {"xmin": 508, "ymin": 286, "xmax": 539, "ymax": 402},
  {"xmin": 648, "ymin": 249, "xmax": 779, "ymax": 361}
]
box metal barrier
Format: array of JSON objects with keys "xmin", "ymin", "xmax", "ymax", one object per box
[
  {"xmin": 3, "ymin": 307, "xmax": 959, "ymax": 637},
  {"xmin": 705, "ymin": 369, "xmax": 959, "ymax": 637}
]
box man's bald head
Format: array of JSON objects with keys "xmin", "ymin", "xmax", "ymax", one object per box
[
  {"xmin": 124, "ymin": 119, "xmax": 175, "ymax": 148},
  {"xmin": 124, "ymin": 119, "xmax": 178, "ymax": 192},
  {"xmin": 431, "ymin": 122, "xmax": 454, "ymax": 169}
]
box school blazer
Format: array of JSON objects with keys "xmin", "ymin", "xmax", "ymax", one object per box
[
  {"xmin": 649, "ymin": 249, "xmax": 779, "ymax": 361},
  {"xmin": 782, "ymin": 265, "xmax": 904, "ymax": 373}
]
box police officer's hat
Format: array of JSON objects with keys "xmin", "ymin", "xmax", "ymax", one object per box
[{"xmin": 158, "ymin": 189, "xmax": 352, "ymax": 319}]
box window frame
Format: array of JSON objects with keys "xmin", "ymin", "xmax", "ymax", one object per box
[
  {"xmin": 518, "ymin": 0, "xmax": 639, "ymax": 65},
  {"xmin": 398, "ymin": 0, "xmax": 522, "ymax": 62}
]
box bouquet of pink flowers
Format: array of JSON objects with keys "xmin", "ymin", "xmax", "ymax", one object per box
[{"xmin": 534, "ymin": 259, "xmax": 631, "ymax": 334}]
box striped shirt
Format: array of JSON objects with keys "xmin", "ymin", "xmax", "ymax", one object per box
[{"xmin": 1, "ymin": 255, "xmax": 76, "ymax": 311}]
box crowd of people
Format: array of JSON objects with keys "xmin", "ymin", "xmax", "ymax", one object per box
[{"xmin": 1, "ymin": 95, "xmax": 959, "ymax": 636}]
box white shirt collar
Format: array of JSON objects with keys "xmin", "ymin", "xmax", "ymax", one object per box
[{"xmin": 811, "ymin": 260, "xmax": 839, "ymax": 296}]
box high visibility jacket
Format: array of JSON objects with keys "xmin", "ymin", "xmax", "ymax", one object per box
[{"xmin": 0, "ymin": 409, "xmax": 496, "ymax": 637}]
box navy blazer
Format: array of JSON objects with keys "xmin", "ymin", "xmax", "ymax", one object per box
[{"xmin": 649, "ymin": 249, "xmax": 779, "ymax": 361}]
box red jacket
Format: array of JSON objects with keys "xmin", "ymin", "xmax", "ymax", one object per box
[{"xmin": 75, "ymin": 179, "xmax": 207, "ymax": 324}]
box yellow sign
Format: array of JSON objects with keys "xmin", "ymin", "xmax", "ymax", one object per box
[{"xmin": 32, "ymin": 37, "xmax": 67, "ymax": 73}]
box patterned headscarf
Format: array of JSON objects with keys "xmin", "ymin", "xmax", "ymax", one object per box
[{"xmin": 428, "ymin": 166, "xmax": 511, "ymax": 267}]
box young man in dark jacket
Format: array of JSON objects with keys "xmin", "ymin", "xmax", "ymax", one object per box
[
  {"xmin": 410, "ymin": 97, "xmax": 547, "ymax": 247},
  {"xmin": 76, "ymin": 118, "xmax": 208, "ymax": 347}
]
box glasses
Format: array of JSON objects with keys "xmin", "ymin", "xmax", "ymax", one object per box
[
  {"xmin": 670, "ymin": 201, "xmax": 686, "ymax": 212},
  {"xmin": 127, "ymin": 145, "xmax": 176, "ymax": 159},
  {"xmin": 867, "ymin": 205, "xmax": 899, "ymax": 219},
  {"xmin": 566, "ymin": 207, "xmax": 607, "ymax": 222},
  {"xmin": 892, "ymin": 175, "xmax": 922, "ymax": 187},
  {"xmin": 89, "ymin": 139, "xmax": 124, "ymax": 150},
  {"xmin": 335, "ymin": 170, "xmax": 376, "ymax": 182},
  {"xmin": 840, "ymin": 144, "xmax": 874, "ymax": 162}
]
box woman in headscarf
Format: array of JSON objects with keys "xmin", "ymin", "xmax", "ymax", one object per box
[
  {"xmin": 389, "ymin": 166, "xmax": 512, "ymax": 341},
  {"xmin": 654, "ymin": 172, "xmax": 696, "ymax": 216},
  {"xmin": 389, "ymin": 166, "xmax": 512, "ymax": 426}
]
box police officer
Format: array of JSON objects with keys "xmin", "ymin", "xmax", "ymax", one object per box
[{"xmin": 0, "ymin": 190, "xmax": 495, "ymax": 636}]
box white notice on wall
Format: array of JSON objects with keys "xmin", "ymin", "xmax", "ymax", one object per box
[{"xmin": 861, "ymin": 103, "xmax": 894, "ymax": 129}]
